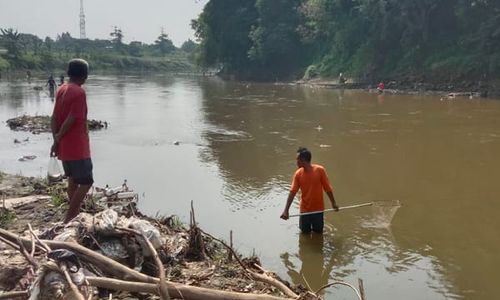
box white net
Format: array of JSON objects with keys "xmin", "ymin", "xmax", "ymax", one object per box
[{"xmin": 361, "ymin": 200, "xmax": 401, "ymax": 228}]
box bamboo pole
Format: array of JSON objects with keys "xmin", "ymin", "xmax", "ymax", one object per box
[{"xmin": 289, "ymin": 202, "xmax": 373, "ymax": 218}]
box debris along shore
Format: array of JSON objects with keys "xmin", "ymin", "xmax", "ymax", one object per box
[
  {"xmin": 293, "ymin": 77, "xmax": 495, "ymax": 98},
  {"xmin": 0, "ymin": 172, "xmax": 367, "ymax": 300},
  {"xmin": 6, "ymin": 115, "xmax": 108, "ymax": 135}
]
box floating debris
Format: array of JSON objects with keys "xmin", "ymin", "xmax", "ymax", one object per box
[
  {"xmin": 6, "ymin": 115, "xmax": 108, "ymax": 134},
  {"xmin": 18, "ymin": 155, "xmax": 37, "ymax": 162}
]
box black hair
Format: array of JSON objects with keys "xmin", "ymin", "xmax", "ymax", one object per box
[
  {"xmin": 67, "ymin": 58, "xmax": 89, "ymax": 78},
  {"xmin": 297, "ymin": 147, "xmax": 312, "ymax": 162}
]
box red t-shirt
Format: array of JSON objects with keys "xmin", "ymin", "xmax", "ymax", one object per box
[{"xmin": 52, "ymin": 83, "xmax": 91, "ymax": 161}]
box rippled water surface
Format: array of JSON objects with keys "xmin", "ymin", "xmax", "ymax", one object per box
[{"xmin": 1, "ymin": 75, "xmax": 500, "ymax": 300}]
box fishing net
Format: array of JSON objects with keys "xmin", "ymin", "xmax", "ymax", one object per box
[{"xmin": 361, "ymin": 200, "xmax": 401, "ymax": 228}]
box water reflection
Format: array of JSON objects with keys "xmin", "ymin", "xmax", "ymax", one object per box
[{"xmin": 281, "ymin": 233, "xmax": 337, "ymax": 293}]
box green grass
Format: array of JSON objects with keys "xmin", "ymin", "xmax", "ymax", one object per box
[
  {"xmin": 0, "ymin": 209, "xmax": 16, "ymax": 227},
  {"xmin": 49, "ymin": 185, "xmax": 67, "ymax": 207}
]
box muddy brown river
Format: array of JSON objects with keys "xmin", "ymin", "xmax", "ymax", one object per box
[{"xmin": 1, "ymin": 75, "xmax": 500, "ymax": 299}]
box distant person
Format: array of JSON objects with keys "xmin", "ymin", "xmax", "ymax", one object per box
[
  {"xmin": 50, "ymin": 59, "xmax": 93, "ymax": 223},
  {"xmin": 377, "ymin": 81, "xmax": 385, "ymax": 93},
  {"xmin": 59, "ymin": 74, "xmax": 65, "ymax": 86},
  {"xmin": 281, "ymin": 147, "xmax": 339, "ymax": 234},
  {"xmin": 46, "ymin": 74, "xmax": 57, "ymax": 98},
  {"xmin": 338, "ymin": 72, "xmax": 346, "ymax": 85},
  {"xmin": 26, "ymin": 70, "xmax": 32, "ymax": 83}
]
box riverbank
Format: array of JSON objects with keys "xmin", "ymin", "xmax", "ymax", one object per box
[
  {"xmin": 1, "ymin": 171, "xmax": 355, "ymax": 299},
  {"xmin": 294, "ymin": 77, "xmax": 500, "ymax": 98}
]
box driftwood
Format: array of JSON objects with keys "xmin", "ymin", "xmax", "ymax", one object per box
[
  {"xmin": 0, "ymin": 291, "xmax": 29, "ymax": 299},
  {"xmin": 0, "ymin": 228, "xmax": 298, "ymax": 300},
  {"xmin": 199, "ymin": 228, "xmax": 299, "ymax": 299},
  {"xmin": 86, "ymin": 276, "xmax": 292, "ymax": 300},
  {"xmin": 117, "ymin": 226, "xmax": 170, "ymax": 300}
]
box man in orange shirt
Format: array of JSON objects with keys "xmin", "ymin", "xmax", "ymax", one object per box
[{"xmin": 281, "ymin": 147, "xmax": 339, "ymax": 233}]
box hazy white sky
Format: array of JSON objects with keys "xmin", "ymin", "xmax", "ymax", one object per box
[{"xmin": 0, "ymin": 0, "xmax": 208, "ymax": 46}]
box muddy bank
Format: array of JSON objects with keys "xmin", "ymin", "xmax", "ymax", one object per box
[
  {"xmin": 1, "ymin": 172, "xmax": 351, "ymax": 300},
  {"xmin": 6, "ymin": 115, "xmax": 108, "ymax": 135}
]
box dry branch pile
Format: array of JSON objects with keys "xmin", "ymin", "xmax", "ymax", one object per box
[
  {"xmin": 0, "ymin": 180, "xmax": 305, "ymax": 300},
  {"xmin": 0, "ymin": 175, "xmax": 366, "ymax": 300}
]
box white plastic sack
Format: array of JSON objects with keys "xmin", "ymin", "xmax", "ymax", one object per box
[
  {"xmin": 47, "ymin": 156, "xmax": 63, "ymax": 183},
  {"xmin": 94, "ymin": 209, "xmax": 119, "ymax": 234},
  {"xmin": 128, "ymin": 218, "xmax": 164, "ymax": 257}
]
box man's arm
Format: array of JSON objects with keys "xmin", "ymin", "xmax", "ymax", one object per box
[
  {"xmin": 50, "ymin": 115, "xmax": 76, "ymax": 156},
  {"xmin": 280, "ymin": 191, "xmax": 297, "ymax": 220},
  {"xmin": 50, "ymin": 114, "xmax": 59, "ymax": 156},
  {"xmin": 55, "ymin": 115, "xmax": 76, "ymax": 141},
  {"xmin": 326, "ymin": 191, "xmax": 339, "ymax": 211}
]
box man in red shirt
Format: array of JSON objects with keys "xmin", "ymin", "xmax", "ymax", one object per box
[
  {"xmin": 50, "ymin": 59, "xmax": 93, "ymax": 223},
  {"xmin": 281, "ymin": 147, "xmax": 338, "ymax": 233}
]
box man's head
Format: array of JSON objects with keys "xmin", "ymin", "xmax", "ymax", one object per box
[
  {"xmin": 296, "ymin": 147, "xmax": 312, "ymax": 168},
  {"xmin": 67, "ymin": 59, "xmax": 89, "ymax": 84}
]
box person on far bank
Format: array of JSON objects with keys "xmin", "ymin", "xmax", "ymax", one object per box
[
  {"xmin": 281, "ymin": 147, "xmax": 339, "ymax": 234},
  {"xmin": 50, "ymin": 59, "xmax": 93, "ymax": 224},
  {"xmin": 377, "ymin": 81, "xmax": 385, "ymax": 93}
]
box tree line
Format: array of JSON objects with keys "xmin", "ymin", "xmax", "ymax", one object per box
[
  {"xmin": 192, "ymin": 0, "xmax": 500, "ymax": 84},
  {"xmin": 0, "ymin": 27, "xmax": 198, "ymax": 72}
]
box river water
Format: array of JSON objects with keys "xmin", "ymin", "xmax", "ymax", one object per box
[{"xmin": 1, "ymin": 75, "xmax": 500, "ymax": 300}]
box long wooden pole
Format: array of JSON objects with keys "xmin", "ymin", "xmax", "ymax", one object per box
[{"xmin": 289, "ymin": 202, "xmax": 373, "ymax": 218}]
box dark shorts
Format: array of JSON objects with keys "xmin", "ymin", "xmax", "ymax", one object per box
[
  {"xmin": 299, "ymin": 212, "xmax": 324, "ymax": 234},
  {"xmin": 62, "ymin": 158, "xmax": 94, "ymax": 185}
]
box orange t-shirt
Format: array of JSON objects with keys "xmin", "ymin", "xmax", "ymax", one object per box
[{"xmin": 290, "ymin": 164, "xmax": 333, "ymax": 213}]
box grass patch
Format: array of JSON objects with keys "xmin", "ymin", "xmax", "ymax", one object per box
[
  {"xmin": 0, "ymin": 208, "xmax": 16, "ymax": 227},
  {"xmin": 48, "ymin": 184, "xmax": 66, "ymax": 207}
]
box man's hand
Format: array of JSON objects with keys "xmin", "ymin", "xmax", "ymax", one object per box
[
  {"xmin": 333, "ymin": 203, "xmax": 339, "ymax": 212},
  {"xmin": 50, "ymin": 142, "xmax": 58, "ymax": 157},
  {"xmin": 280, "ymin": 211, "xmax": 289, "ymax": 220}
]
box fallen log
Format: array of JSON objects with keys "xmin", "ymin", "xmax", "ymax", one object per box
[
  {"xmin": 2, "ymin": 195, "xmax": 51, "ymax": 210},
  {"xmin": 0, "ymin": 291, "xmax": 28, "ymax": 299},
  {"xmin": 117, "ymin": 226, "xmax": 170, "ymax": 300},
  {"xmin": 87, "ymin": 276, "xmax": 294, "ymax": 300}
]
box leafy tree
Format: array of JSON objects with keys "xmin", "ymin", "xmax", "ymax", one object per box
[
  {"xmin": 192, "ymin": 0, "xmax": 258, "ymax": 75},
  {"xmin": 110, "ymin": 26, "xmax": 124, "ymax": 51},
  {"xmin": 154, "ymin": 29, "xmax": 175, "ymax": 55},
  {"xmin": 248, "ymin": 0, "xmax": 306, "ymax": 78},
  {"xmin": 181, "ymin": 39, "xmax": 197, "ymax": 53},
  {"xmin": 128, "ymin": 41, "xmax": 143, "ymax": 57},
  {"xmin": 0, "ymin": 28, "xmax": 21, "ymax": 60}
]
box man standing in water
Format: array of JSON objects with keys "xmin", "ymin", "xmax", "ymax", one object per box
[
  {"xmin": 50, "ymin": 59, "xmax": 93, "ymax": 223},
  {"xmin": 281, "ymin": 147, "xmax": 339, "ymax": 233},
  {"xmin": 46, "ymin": 74, "xmax": 57, "ymax": 98}
]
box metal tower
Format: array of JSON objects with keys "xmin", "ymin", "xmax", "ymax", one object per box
[{"xmin": 79, "ymin": 0, "xmax": 86, "ymax": 39}]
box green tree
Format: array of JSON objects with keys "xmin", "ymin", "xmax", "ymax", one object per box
[
  {"xmin": 0, "ymin": 28, "xmax": 21, "ymax": 61},
  {"xmin": 192, "ymin": 0, "xmax": 258, "ymax": 75},
  {"xmin": 181, "ymin": 39, "xmax": 197, "ymax": 53},
  {"xmin": 248, "ymin": 0, "xmax": 306, "ymax": 78},
  {"xmin": 154, "ymin": 29, "xmax": 175, "ymax": 56},
  {"xmin": 110, "ymin": 26, "xmax": 124, "ymax": 51}
]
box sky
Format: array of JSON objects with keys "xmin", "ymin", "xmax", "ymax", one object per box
[{"xmin": 0, "ymin": 0, "xmax": 208, "ymax": 46}]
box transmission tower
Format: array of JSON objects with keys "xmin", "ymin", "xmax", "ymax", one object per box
[{"xmin": 79, "ymin": 0, "xmax": 86, "ymax": 39}]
